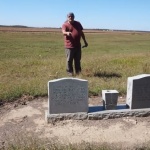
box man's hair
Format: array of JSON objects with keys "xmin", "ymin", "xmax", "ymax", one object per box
[{"xmin": 67, "ymin": 12, "xmax": 75, "ymax": 18}]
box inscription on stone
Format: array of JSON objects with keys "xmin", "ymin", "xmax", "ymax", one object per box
[
  {"xmin": 50, "ymin": 85, "xmax": 86, "ymax": 106},
  {"xmin": 48, "ymin": 78, "xmax": 88, "ymax": 114}
]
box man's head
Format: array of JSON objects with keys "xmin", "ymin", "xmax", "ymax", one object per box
[{"xmin": 67, "ymin": 12, "xmax": 75, "ymax": 24}]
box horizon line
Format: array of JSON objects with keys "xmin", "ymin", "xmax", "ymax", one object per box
[{"xmin": 0, "ymin": 25, "xmax": 150, "ymax": 32}]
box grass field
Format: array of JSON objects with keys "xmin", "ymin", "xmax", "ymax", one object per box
[{"xmin": 0, "ymin": 27, "xmax": 150, "ymax": 101}]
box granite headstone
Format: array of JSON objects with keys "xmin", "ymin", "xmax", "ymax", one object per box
[
  {"xmin": 47, "ymin": 78, "xmax": 88, "ymax": 114},
  {"xmin": 126, "ymin": 74, "xmax": 150, "ymax": 109}
]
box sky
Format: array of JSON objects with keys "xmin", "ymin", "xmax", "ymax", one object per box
[{"xmin": 1, "ymin": 0, "xmax": 150, "ymax": 31}]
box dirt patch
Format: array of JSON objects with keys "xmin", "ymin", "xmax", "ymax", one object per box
[{"xmin": 0, "ymin": 97, "xmax": 150, "ymax": 149}]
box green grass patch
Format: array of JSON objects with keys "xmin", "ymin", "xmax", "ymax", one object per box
[{"xmin": 0, "ymin": 31, "xmax": 150, "ymax": 101}]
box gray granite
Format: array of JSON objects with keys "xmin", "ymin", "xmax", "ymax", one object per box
[
  {"xmin": 102, "ymin": 90, "xmax": 119, "ymax": 110},
  {"xmin": 126, "ymin": 74, "xmax": 150, "ymax": 109},
  {"xmin": 88, "ymin": 107, "xmax": 150, "ymax": 120},
  {"xmin": 45, "ymin": 75, "xmax": 150, "ymax": 123},
  {"xmin": 45, "ymin": 111, "xmax": 88, "ymax": 123},
  {"xmin": 45, "ymin": 106, "xmax": 150, "ymax": 123},
  {"xmin": 47, "ymin": 78, "xmax": 88, "ymax": 114}
]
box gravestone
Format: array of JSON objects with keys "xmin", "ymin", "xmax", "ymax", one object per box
[
  {"xmin": 126, "ymin": 74, "xmax": 150, "ymax": 109},
  {"xmin": 102, "ymin": 90, "xmax": 119, "ymax": 110},
  {"xmin": 47, "ymin": 78, "xmax": 88, "ymax": 114}
]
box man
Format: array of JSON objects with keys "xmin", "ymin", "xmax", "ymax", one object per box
[{"xmin": 62, "ymin": 12, "xmax": 88, "ymax": 76}]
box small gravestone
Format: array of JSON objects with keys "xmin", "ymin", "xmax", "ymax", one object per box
[
  {"xmin": 47, "ymin": 78, "xmax": 88, "ymax": 114},
  {"xmin": 126, "ymin": 74, "xmax": 150, "ymax": 109},
  {"xmin": 102, "ymin": 90, "xmax": 119, "ymax": 110}
]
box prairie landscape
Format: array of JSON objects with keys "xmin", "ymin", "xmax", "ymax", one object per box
[
  {"xmin": 0, "ymin": 27, "xmax": 150, "ymax": 101},
  {"xmin": 0, "ymin": 27, "xmax": 150, "ymax": 150}
]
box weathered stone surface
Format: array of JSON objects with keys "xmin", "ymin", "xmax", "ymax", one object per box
[
  {"xmin": 102, "ymin": 90, "xmax": 119, "ymax": 110},
  {"xmin": 126, "ymin": 74, "xmax": 150, "ymax": 109},
  {"xmin": 47, "ymin": 78, "xmax": 88, "ymax": 114},
  {"xmin": 45, "ymin": 107, "xmax": 150, "ymax": 123},
  {"xmin": 88, "ymin": 108, "xmax": 150, "ymax": 120},
  {"xmin": 45, "ymin": 111, "xmax": 88, "ymax": 123}
]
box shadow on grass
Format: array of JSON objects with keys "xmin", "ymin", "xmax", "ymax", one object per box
[{"xmin": 94, "ymin": 71, "xmax": 122, "ymax": 78}]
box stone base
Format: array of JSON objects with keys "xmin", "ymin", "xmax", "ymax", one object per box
[
  {"xmin": 45, "ymin": 111, "xmax": 88, "ymax": 123},
  {"xmin": 45, "ymin": 106, "xmax": 150, "ymax": 123},
  {"xmin": 88, "ymin": 107, "xmax": 150, "ymax": 120}
]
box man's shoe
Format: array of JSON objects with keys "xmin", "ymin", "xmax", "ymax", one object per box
[{"xmin": 68, "ymin": 72, "xmax": 74, "ymax": 76}]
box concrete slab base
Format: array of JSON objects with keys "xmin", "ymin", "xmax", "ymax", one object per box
[
  {"xmin": 45, "ymin": 105, "xmax": 150, "ymax": 123},
  {"xmin": 45, "ymin": 111, "xmax": 88, "ymax": 123}
]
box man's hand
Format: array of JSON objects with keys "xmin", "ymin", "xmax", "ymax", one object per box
[
  {"xmin": 66, "ymin": 32, "xmax": 72, "ymax": 36},
  {"xmin": 62, "ymin": 30, "xmax": 72, "ymax": 36},
  {"xmin": 85, "ymin": 41, "xmax": 88, "ymax": 47},
  {"xmin": 82, "ymin": 41, "xmax": 88, "ymax": 48}
]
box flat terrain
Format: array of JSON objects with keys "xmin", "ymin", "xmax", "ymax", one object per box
[
  {"xmin": 1, "ymin": 27, "xmax": 150, "ymax": 149},
  {"xmin": 0, "ymin": 96, "xmax": 150, "ymax": 149}
]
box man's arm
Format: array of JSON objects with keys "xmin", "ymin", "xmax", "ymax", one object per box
[
  {"xmin": 81, "ymin": 31, "xmax": 88, "ymax": 47},
  {"xmin": 62, "ymin": 29, "xmax": 72, "ymax": 36}
]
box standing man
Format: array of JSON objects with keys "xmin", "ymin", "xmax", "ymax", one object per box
[{"xmin": 62, "ymin": 12, "xmax": 88, "ymax": 76}]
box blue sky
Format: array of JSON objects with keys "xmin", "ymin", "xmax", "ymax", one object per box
[{"xmin": 1, "ymin": 0, "xmax": 150, "ymax": 31}]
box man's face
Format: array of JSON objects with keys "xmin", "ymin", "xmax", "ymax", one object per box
[{"xmin": 67, "ymin": 15, "xmax": 74, "ymax": 24}]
